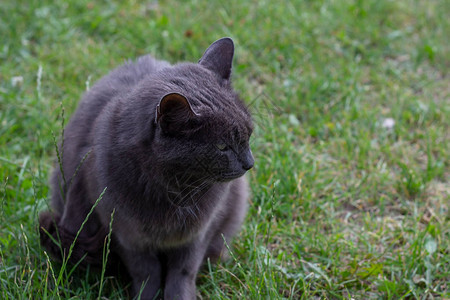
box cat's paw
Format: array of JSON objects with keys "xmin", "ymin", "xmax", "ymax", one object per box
[{"xmin": 38, "ymin": 211, "xmax": 62, "ymax": 260}]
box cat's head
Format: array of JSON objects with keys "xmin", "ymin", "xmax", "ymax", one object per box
[{"xmin": 153, "ymin": 38, "xmax": 254, "ymax": 184}]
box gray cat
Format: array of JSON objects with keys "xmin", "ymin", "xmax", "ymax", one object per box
[{"xmin": 39, "ymin": 37, "xmax": 254, "ymax": 299}]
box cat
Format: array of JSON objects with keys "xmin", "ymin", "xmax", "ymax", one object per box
[{"xmin": 39, "ymin": 37, "xmax": 254, "ymax": 299}]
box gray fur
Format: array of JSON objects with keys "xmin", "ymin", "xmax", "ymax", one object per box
[{"xmin": 39, "ymin": 38, "xmax": 253, "ymax": 300}]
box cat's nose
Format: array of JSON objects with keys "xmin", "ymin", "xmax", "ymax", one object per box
[
  {"xmin": 242, "ymin": 149, "xmax": 254, "ymax": 170},
  {"xmin": 243, "ymin": 161, "xmax": 253, "ymax": 171}
]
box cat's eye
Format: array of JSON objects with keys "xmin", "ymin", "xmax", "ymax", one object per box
[{"xmin": 216, "ymin": 143, "xmax": 228, "ymax": 151}]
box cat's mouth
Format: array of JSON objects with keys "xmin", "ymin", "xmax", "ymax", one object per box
[{"xmin": 218, "ymin": 170, "xmax": 248, "ymax": 181}]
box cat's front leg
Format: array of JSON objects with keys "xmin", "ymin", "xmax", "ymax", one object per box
[
  {"xmin": 164, "ymin": 242, "xmax": 206, "ymax": 300},
  {"xmin": 120, "ymin": 249, "xmax": 163, "ymax": 300}
]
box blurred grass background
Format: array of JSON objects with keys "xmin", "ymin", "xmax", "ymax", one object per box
[{"xmin": 0, "ymin": 0, "xmax": 448, "ymax": 299}]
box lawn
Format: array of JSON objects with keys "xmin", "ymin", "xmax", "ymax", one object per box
[{"xmin": 0, "ymin": 0, "xmax": 449, "ymax": 299}]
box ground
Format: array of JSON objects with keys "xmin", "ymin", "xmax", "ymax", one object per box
[{"xmin": 0, "ymin": 0, "xmax": 449, "ymax": 299}]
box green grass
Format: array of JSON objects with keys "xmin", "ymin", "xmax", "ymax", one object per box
[{"xmin": 1, "ymin": 0, "xmax": 449, "ymax": 298}]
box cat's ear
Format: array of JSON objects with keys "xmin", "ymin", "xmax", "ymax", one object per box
[
  {"xmin": 198, "ymin": 37, "xmax": 234, "ymax": 80},
  {"xmin": 156, "ymin": 93, "xmax": 197, "ymax": 135}
]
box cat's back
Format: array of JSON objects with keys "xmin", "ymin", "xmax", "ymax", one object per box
[
  {"xmin": 64, "ymin": 55, "xmax": 170, "ymax": 146},
  {"xmin": 95, "ymin": 55, "xmax": 170, "ymax": 94},
  {"xmin": 77, "ymin": 55, "xmax": 170, "ymax": 116}
]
